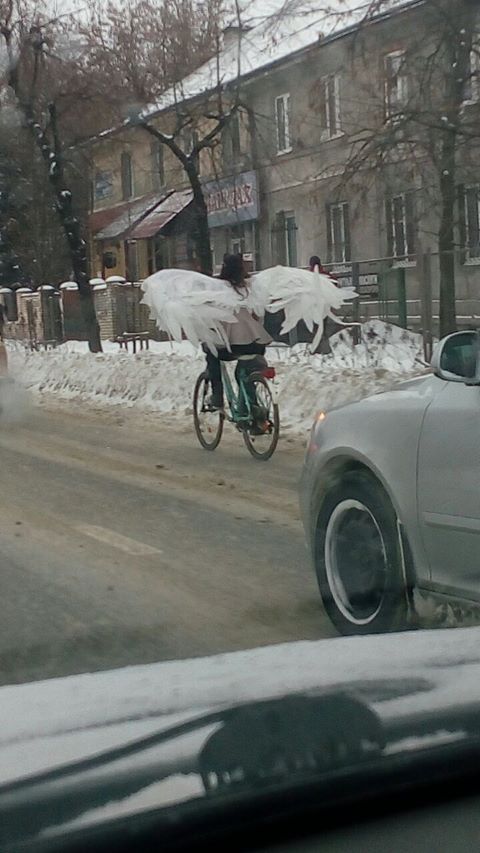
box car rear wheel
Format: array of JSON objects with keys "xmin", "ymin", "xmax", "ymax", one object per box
[{"xmin": 314, "ymin": 472, "xmax": 410, "ymax": 635}]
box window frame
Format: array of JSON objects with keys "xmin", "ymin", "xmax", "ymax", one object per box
[
  {"xmin": 327, "ymin": 202, "xmax": 350, "ymax": 264},
  {"xmin": 284, "ymin": 211, "xmax": 298, "ymax": 267},
  {"xmin": 463, "ymin": 41, "xmax": 480, "ymax": 105},
  {"xmin": 151, "ymin": 141, "xmax": 165, "ymax": 190},
  {"xmin": 463, "ymin": 184, "xmax": 480, "ymax": 263},
  {"xmin": 120, "ymin": 152, "xmax": 134, "ymax": 201},
  {"xmin": 384, "ymin": 49, "xmax": 408, "ymax": 119},
  {"xmin": 223, "ymin": 113, "xmax": 242, "ymax": 166},
  {"xmin": 272, "ymin": 210, "xmax": 297, "ymax": 266},
  {"xmin": 323, "ymin": 74, "xmax": 342, "ymax": 139},
  {"xmin": 125, "ymin": 239, "xmax": 138, "ymax": 281},
  {"xmin": 386, "ymin": 192, "xmax": 416, "ymax": 263},
  {"xmin": 275, "ymin": 93, "xmax": 292, "ymax": 155}
]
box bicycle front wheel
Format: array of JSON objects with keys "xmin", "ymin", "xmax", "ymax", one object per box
[
  {"xmin": 242, "ymin": 373, "xmax": 280, "ymax": 461},
  {"xmin": 193, "ymin": 372, "xmax": 224, "ymax": 451}
]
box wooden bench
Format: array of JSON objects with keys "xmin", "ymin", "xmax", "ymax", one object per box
[{"xmin": 116, "ymin": 332, "xmax": 150, "ymax": 354}]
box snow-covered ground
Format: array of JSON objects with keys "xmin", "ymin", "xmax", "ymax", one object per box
[{"xmin": 6, "ymin": 321, "xmax": 428, "ymax": 434}]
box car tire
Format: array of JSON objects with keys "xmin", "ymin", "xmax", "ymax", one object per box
[{"xmin": 314, "ymin": 471, "xmax": 410, "ymax": 636}]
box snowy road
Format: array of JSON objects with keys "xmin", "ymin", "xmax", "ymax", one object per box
[{"xmin": 0, "ymin": 403, "xmax": 333, "ymax": 686}]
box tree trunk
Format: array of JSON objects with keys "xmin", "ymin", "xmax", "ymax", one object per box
[
  {"xmin": 30, "ymin": 120, "xmax": 102, "ymax": 352},
  {"xmin": 5, "ymin": 44, "xmax": 102, "ymax": 351},
  {"xmin": 438, "ymin": 139, "xmax": 457, "ymax": 337},
  {"xmin": 186, "ymin": 164, "xmax": 213, "ymax": 275},
  {"xmin": 437, "ymin": 0, "xmax": 474, "ymax": 339}
]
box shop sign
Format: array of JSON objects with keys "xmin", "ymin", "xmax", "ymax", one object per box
[{"xmin": 205, "ymin": 171, "xmax": 259, "ymax": 228}]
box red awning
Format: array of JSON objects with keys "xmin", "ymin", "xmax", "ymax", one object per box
[
  {"xmin": 90, "ymin": 192, "xmax": 163, "ymax": 240},
  {"xmin": 130, "ymin": 189, "xmax": 193, "ymax": 239}
]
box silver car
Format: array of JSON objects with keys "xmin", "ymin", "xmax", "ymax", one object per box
[{"xmin": 300, "ymin": 330, "xmax": 480, "ymax": 636}]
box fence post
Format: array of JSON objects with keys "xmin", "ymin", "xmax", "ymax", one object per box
[
  {"xmin": 351, "ymin": 262, "xmax": 361, "ymax": 344},
  {"xmin": 420, "ymin": 250, "xmax": 433, "ymax": 362},
  {"xmin": 397, "ymin": 267, "xmax": 407, "ymax": 328}
]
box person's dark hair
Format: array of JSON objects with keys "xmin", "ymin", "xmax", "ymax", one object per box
[
  {"xmin": 220, "ymin": 253, "xmax": 246, "ymax": 292},
  {"xmin": 309, "ymin": 255, "xmax": 321, "ymax": 270}
]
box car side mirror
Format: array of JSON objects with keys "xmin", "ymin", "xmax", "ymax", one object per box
[{"xmin": 431, "ymin": 331, "xmax": 480, "ymax": 385}]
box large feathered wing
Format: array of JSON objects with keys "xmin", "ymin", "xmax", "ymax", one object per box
[
  {"xmin": 250, "ymin": 265, "xmax": 357, "ymax": 349},
  {"xmin": 140, "ymin": 269, "xmax": 242, "ymax": 353}
]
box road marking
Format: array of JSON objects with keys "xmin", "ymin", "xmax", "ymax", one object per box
[{"xmin": 75, "ymin": 524, "xmax": 163, "ymax": 557}]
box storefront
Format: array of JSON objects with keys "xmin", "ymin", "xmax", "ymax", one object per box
[
  {"xmin": 204, "ymin": 171, "xmax": 260, "ymax": 273},
  {"xmin": 90, "ymin": 192, "xmax": 164, "ymax": 280},
  {"xmin": 129, "ymin": 189, "xmax": 195, "ymax": 277}
]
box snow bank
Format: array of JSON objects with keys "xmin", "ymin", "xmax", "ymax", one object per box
[{"xmin": 7, "ymin": 321, "xmax": 427, "ymax": 434}]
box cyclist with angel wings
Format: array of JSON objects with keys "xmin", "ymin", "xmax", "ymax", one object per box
[
  {"xmin": 205, "ymin": 253, "xmax": 272, "ymax": 411},
  {"xmin": 140, "ymin": 258, "xmax": 357, "ymax": 410}
]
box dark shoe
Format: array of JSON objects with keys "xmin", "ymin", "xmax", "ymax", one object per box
[
  {"xmin": 250, "ymin": 421, "xmax": 271, "ymax": 436},
  {"xmin": 206, "ymin": 394, "xmax": 224, "ymax": 412}
]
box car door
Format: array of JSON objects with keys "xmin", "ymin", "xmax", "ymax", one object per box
[{"xmin": 417, "ymin": 379, "xmax": 480, "ymax": 596}]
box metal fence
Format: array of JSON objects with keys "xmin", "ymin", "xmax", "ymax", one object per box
[{"xmin": 321, "ymin": 252, "xmax": 480, "ymax": 362}]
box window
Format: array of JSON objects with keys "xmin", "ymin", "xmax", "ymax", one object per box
[
  {"xmin": 459, "ymin": 185, "xmax": 480, "ymax": 261},
  {"xmin": 386, "ymin": 192, "xmax": 416, "ymax": 261},
  {"xmin": 150, "ymin": 142, "xmax": 165, "ymax": 189},
  {"xmin": 125, "ymin": 240, "xmax": 138, "ymax": 281},
  {"xmin": 147, "ymin": 235, "xmax": 168, "ymax": 275},
  {"xmin": 285, "ymin": 212, "xmax": 298, "ymax": 266},
  {"xmin": 229, "ymin": 224, "xmax": 245, "ymax": 256},
  {"xmin": 327, "ymin": 202, "xmax": 350, "ymax": 264},
  {"xmin": 181, "ymin": 126, "xmax": 198, "ymax": 154},
  {"xmin": 121, "ymin": 152, "xmax": 133, "ymax": 200},
  {"xmin": 463, "ymin": 42, "xmax": 480, "ymax": 103},
  {"xmin": 275, "ymin": 94, "xmax": 291, "ymax": 154},
  {"xmin": 94, "ymin": 170, "xmax": 113, "ymax": 202},
  {"xmin": 273, "ymin": 211, "xmax": 297, "ymax": 266},
  {"xmin": 322, "ymin": 75, "xmax": 341, "ymax": 138},
  {"xmin": 384, "ymin": 50, "xmax": 408, "ymax": 118},
  {"xmin": 223, "ymin": 114, "xmax": 241, "ymax": 165}
]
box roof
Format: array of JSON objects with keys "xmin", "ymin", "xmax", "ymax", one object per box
[
  {"xmin": 139, "ymin": 0, "xmax": 410, "ymax": 121},
  {"xmin": 94, "ymin": 193, "xmax": 165, "ymax": 241},
  {"xmin": 89, "ymin": 0, "xmax": 420, "ymax": 145},
  {"xmin": 130, "ymin": 189, "xmax": 194, "ymax": 239}
]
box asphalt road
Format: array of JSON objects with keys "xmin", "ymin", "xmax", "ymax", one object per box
[{"xmin": 0, "ymin": 402, "xmax": 334, "ymax": 686}]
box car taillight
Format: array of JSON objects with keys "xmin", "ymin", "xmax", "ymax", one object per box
[{"xmin": 262, "ymin": 367, "xmax": 276, "ymax": 379}]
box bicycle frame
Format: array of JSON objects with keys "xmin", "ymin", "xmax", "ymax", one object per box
[{"xmin": 220, "ymin": 362, "xmax": 255, "ymax": 424}]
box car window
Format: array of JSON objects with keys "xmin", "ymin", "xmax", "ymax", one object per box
[{"xmin": 440, "ymin": 334, "xmax": 477, "ymax": 379}]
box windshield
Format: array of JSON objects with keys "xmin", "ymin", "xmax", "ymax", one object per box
[{"xmin": 1, "ymin": 0, "xmax": 480, "ymax": 847}]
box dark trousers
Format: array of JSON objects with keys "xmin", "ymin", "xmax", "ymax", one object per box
[{"xmin": 205, "ymin": 344, "xmax": 267, "ymax": 406}]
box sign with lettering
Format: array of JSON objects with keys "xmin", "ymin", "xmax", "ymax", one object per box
[
  {"xmin": 330, "ymin": 270, "xmax": 379, "ymax": 297},
  {"xmin": 204, "ymin": 171, "xmax": 259, "ymax": 228}
]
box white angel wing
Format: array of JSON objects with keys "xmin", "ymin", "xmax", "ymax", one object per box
[
  {"xmin": 251, "ymin": 265, "xmax": 357, "ymax": 348},
  {"xmin": 140, "ymin": 269, "xmax": 242, "ymax": 353}
]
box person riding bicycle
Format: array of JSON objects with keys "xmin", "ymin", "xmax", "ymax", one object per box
[{"xmin": 205, "ymin": 253, "xmax": 272, "ymax": 412}]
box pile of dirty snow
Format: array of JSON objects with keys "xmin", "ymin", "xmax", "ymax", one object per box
[{"xmin": 7, "ymin": 321, "xmax": 428, "ymax": 434}]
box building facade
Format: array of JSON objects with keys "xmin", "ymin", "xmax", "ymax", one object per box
[{"xmin": 86, "ymin": 0, "xmax": 480, "ymax": 324}]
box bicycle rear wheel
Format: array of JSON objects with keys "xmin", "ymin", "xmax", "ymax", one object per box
[
  {"xmin": 193, "ymin": 372, "xmax": 224, "ymax": 451},
  {"xmin": 242, "ymin": 373, "xmax": 280, "ymax": 461}
]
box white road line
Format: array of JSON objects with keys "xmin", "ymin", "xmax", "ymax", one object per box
[{"xmin": 75, "ymin": 524, "xmax": 163, "ymax": 557}]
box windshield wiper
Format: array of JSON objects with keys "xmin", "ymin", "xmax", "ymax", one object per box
[
  {"xmin": 3, "ymin": 690, "xmax": 480, "ymax": 848},
  {"xmin": 0, "ymin": 692, "xmax": 383, "ymax": 845}
]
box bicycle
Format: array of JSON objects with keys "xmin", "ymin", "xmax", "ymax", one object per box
[{"xmin": 193, "ymin": 358, "xmax": 280, "ymax": 461}]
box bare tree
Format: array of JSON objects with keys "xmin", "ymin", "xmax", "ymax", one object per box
[
  {"xmin": 140, "ymin": 105, "xmax": 242, "ymax": 276},
  {"xmin": 329, "ymin": 0, "xmax": 480, "ymax": 336},
  {"xmin": 75, "ymin": 0, "xmax": 238, "ymax": 275},
  {"xmin": 0, "ymin": 0, "xmax": 103, "ymax": 351},
  {"xmin": 79, "ymin": 0, "xmax": 223, "ymax": 117}
]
